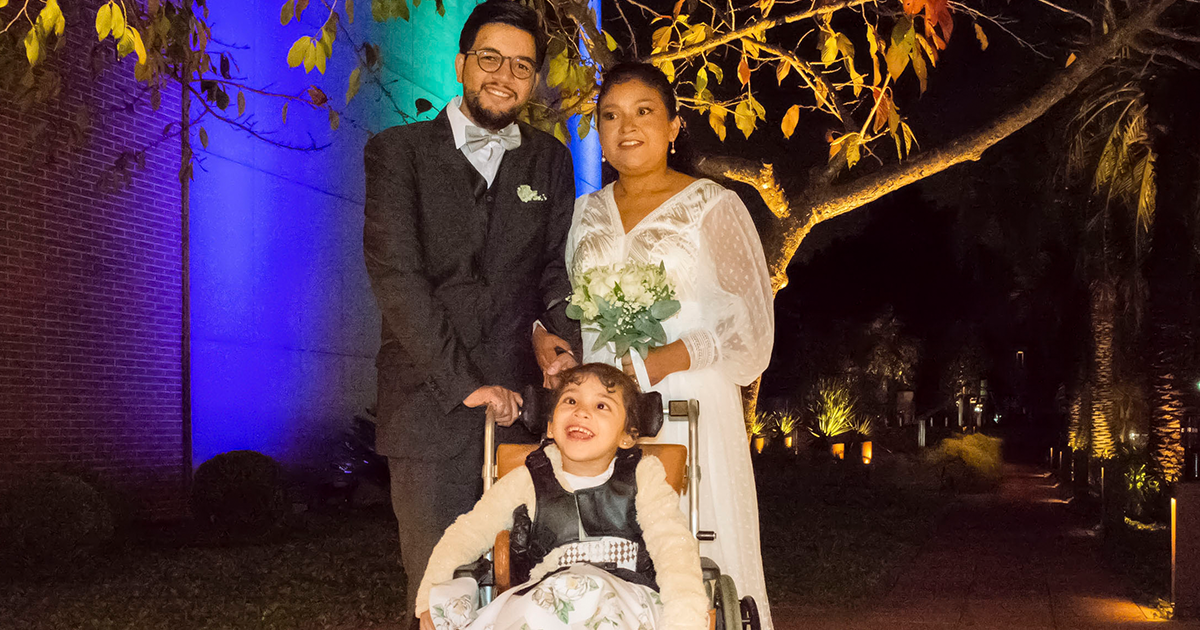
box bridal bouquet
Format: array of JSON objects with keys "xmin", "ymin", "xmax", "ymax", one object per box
[{"xmin": 565, "ymin": 262, "xmax": 681, "ymax": 359}]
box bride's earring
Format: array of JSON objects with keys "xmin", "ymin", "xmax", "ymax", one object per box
[
  {"xmin": 620, "ymin": 435, "xmax": 635, "ymax": 449},
  {"xmin": 601, "ymin": 154, "xmax": 606, "ymax": 163},
  {"xmin": 670, "ymin": 141, "xmax": 676, "ymax": 155}
]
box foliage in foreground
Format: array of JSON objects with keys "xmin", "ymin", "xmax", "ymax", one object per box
[
  {"xmin": 0, "ymin": 473, "xmax": 114, "ymax": 573},
  {"xmin": 926, "ymin": 433, "xmax": 1003, "ymax": 492},
  {"xmin": 0, "ymin": 508, "xmax": 407, "ymax": 630},
  {"xmin": 757, "ymin": 454, "xmax": 946, "ymax": 605}
]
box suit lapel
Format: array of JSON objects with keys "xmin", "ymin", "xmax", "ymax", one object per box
[{"xmin": 431, "ymin": 109, "xmax": 488, "ymax": 200}]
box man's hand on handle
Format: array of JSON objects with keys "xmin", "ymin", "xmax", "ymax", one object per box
[
  {"xmin": 463, "ymin": 385, "xmax": 523, "ymax": 427},
  {"xmin": 532, "ymin": 324, "xmax": 578, "ymax": 388}
]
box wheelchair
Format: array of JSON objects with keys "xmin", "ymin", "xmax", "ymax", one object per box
[{"xmin": 455, "ymin": 389, "xmax": 761, "ymax": 630}]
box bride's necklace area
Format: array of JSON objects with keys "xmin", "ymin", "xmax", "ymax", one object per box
[{"xmin": 613, "ymin": 173, "xmax": 682, "ymax": 234}]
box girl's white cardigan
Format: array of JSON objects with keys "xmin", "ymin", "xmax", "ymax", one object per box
[{"xmin": 416, "ymin": 444, "xmax": 709, "ymax": 629}]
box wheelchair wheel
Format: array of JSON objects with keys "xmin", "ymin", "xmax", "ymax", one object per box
[
  {"xmin": 740, "ymin": 596, "xmax": 761, "ymax": 630},
  {"xmin": 714, "ymin": 574, "xmax": 740, "ymax": 630}
]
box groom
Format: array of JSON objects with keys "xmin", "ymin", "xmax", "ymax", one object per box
[{"xmin": 362, "ymin": 0, "xmax": 579, "ymax": 622}]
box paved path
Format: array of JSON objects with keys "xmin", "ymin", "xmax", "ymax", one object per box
[{"xmin": 772, "ymin": 464, "xmax": 1193, "ymax": 629}]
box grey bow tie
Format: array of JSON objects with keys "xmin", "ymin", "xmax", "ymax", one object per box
[{"xmin": 463, "ymin": 123, "xmax": 521, "ymax": 153}]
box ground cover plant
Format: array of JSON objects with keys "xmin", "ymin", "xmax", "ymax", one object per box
[
  {"xmin": 0, "ymin": 507, "xmax": 407, "ymax": 630},
  {"xmin": 757, "ymin": 453, "xmax": 948, "ymax": 606}
]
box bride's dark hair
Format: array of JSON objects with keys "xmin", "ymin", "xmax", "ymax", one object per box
[
  {"xmin": 596, "ymin": 62, "xmax": 691, "ymax": 183},
  {"xmin": 597, "ymin": 62, "xmax": 678, "ymax": 120}
]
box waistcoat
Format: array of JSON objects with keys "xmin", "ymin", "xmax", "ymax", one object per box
[{"xmin": 510, "ymin": 446, "xmax": 657, "ymax": 590}]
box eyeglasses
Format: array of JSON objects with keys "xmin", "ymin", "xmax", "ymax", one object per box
[{"xmin": 466, "ymin": 49, "xmax": 537, "ymax": 80}]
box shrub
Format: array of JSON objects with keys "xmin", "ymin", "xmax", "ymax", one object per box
[
  {"xmin": 927, "ymin": 433, "xmax": 1003, "ymax": 492},
  {"xmin": 0, "ymin": 473, "xmax": 114, "ymax": 570},
  {"xmin": 807, "ymin": 378, "xmax": 858, "ymax": 440},
  {"xmin": 192, "ymin": 450, "xmax": 286, "ymax": 538}
]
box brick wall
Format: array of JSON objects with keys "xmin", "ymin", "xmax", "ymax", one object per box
[{"xmin": 0, "ymin": 39, "xmax": 186, "ymax": 520}]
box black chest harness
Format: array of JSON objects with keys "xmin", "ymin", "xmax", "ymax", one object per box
[{"xmin": 509, "ymin": 446, "xmax": 658, "ymax": 591}]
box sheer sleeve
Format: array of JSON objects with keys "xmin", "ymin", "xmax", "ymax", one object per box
[{"xmin": 681, "ymin": 189, "xmax": 774, "ymax": 386}]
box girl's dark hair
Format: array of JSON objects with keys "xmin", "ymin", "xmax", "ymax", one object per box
[
  {"xmin": 459, "ymin": 0, "xmax": 547, "ymax": 67},
  {"xmin": 597, "ymin": 62, "xmax": 678, "ymax": 119},
  {"xmin": 550, "ymin": 363, "xmax": 643, "ymax": 438}
]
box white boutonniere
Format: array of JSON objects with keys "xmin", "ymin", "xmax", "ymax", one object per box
[{"xmin": 517, "ymin": 184, "xmax": 546, "ymax": 203}]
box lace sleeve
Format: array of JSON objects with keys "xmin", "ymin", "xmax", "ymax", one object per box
[{"xmin": 683, "ymin": 189, "xmax": 774, "ymax": 385}]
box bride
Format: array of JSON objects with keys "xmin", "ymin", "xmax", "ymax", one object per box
[{"xmin": 566, "ymin": 62, "xmax": 776, "ymax": 630}]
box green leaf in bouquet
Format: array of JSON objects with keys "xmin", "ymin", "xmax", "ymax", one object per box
[
  {"xmin": 632, "ymin": 339, "xmax": 650, "ymax": 358},
  {"xmin": 647, "ymin": 320, "xmax": 668, "ymax": 344},
  {"xmin": 613, "ymin": 338, "xmax": 631, "ymax": 360},
  {"xmin": 596, "ymin": 295, "xmax": 620, "ymax": 320},
  {"xmin": 565, "ymin": 304, "xmax": 584, "ymax": 321},
  {"xmin": 650, "ymin": 299, "xmax": 680, "ymax": 320},
  {"xmin": 591, "ymin": 325, "xmax": 617, "ymax": 352}
]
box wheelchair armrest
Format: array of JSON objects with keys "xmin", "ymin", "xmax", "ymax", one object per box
[
  {"xmin": 700, "ymin": 556, "xmax": 721, "ymax": 584},
  {"xmin": 453, "ymin": 556, "xmax": 494, "ymax": 586},
  {"xmin": 494, "ymin": 530, "xmax": 511, "ymax": 593}
]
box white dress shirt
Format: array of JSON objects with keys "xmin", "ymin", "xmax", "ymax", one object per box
[{"xmin": 446, "ymin": 95, "xmax": 516, "ymax": 188}]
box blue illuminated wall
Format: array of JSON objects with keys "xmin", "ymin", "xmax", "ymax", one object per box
[{"xmin": 190, "ymin": 0, "xmax": 599, "ymax": 467}]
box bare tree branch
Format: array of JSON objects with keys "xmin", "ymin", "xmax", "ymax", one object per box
[
  {"xmin": 754, "ymin": 0, "xmax": 1178, "ymax": 291},
  {"xmin": 1135, "ymin": 43, "xmax": 1200, "ymax": 69},
  {"xmin": 754, "ymin": 40, "xmax": 856, "ymax": 133},
  {"xmin": 1150, "ymin": 26, "xmax": 1200, "ymax": 43},
  {"xmin": 555, "ymin": 0, "xmax": 617, "ymax": 69},
  {"xmin": 949, "ymin": 2, "xmax": 1052, "ymax": 58},
  {"xmin": 647, "ymin": 0, "xmax": 875, "ymax": 64},
  {"xmin": 1032, "ymin": 0, "xmax": 1096, "ymax": 26}
]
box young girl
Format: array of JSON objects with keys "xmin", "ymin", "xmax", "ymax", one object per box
[{"xmin": 417, "ymin": 363, "xmax": 708, "ymax": 630}]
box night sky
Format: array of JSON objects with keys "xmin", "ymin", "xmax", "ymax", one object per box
[{"xmin": 609, "ymin": 0, "xmax": 1200, "ymax": 421}]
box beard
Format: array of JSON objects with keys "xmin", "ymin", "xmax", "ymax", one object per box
[{"xmin": 463, "ymin": 86, "xmax": 522, "ymax": 130}]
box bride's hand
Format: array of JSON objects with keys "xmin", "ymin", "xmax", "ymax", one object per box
[{"xmin": 622, "ymin": 341, "xmax": 691, "ymax": 386}]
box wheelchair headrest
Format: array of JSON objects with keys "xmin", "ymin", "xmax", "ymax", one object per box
[{"xmin": 517, "ymin": 385, "xmax": 664, "ymax": 439}]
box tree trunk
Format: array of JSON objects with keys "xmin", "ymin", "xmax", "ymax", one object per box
[
  {"xmin": 694, "ymin": 0, "xmax": 1178, "ymax": 293},
  {"xmin": 1089, "ymin": 279, "xmax": 1117, "ymax": 459},
  {"xmin": 1148, "ymin": 324, "xmax": 1185, "ymax": 482},
  {"xmin": 1068, "ymin": 383, "xmax": 1087, "ymax": 452}
]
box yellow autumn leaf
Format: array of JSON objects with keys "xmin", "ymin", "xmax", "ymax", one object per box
[
  {"xmin": 652, "ymin": 25, "xmax": 672, "ymax": 53},
  {"xmin": 657, "ymin": 60, "xmax": 675, "ymax": 83},
  {"xmin": 110, "ymin": 3, "xmax": 125, "ymax": 39},
  {"xmin": 24, "ymin": 27, "xmax": 40, "ymax": 66},
  {"xmin": 734, "ymin": 100, "xmax": 756, "ymax": 138},
  {"xmin": 781, "ymin": 104, "xmax": 800, "ymax": 139},
  {"xmin": 974, "ymin": 23, "xmax": 989, "ymax": 51},
  {"xmin": 96, "ymin": 3, "xmax": 113, "ymax": 40},
  {"xmin": 775, "ymin": 59, "xmax": 790, "ymax": 84},
  {"xmin": 287, "ymin": 36, "xmax": 310, "ymax": 68},
  {"xmin": 604, "ymin": 30, "xmax": 617, "ymax": 51},
  {"xmin": 1066, "ymin": 52, "xmax": 1077, "ymax": 67},
  {"xmin": 346, "ymin": 67, "xmax": 362, "ymax": 104},
  {"xmin": 42, "ymin": 0, "xmax": 65, "ymax": 37},
  {"xmin": 708, "ymin": 104, "xmax": 727, "ymax": 141},
  {"xmin": 130, "ymin": 27, "xmax": 147, "ymax": 65}
]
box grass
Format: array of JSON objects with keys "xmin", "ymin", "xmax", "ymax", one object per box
[
  {"xmin": 0, "ymin": 506, "xmax": 408, "ymax": 630},
  {"xmin": 1102, "ymin": 514, "xmax": 1171, "ymax": 606},
  {"xmin": 756, "ymin": 453, "xmax": 948, "ymax": 606},
  {"xmin": 1, "ymin": 456, "xmax": 951, "ymax": 628}
]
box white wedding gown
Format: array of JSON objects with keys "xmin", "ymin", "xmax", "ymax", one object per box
[{"xmin": 567, "ymin": 178, "xmax": 775, "ymax": 630}]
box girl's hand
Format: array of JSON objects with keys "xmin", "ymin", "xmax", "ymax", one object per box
[
  {"xmin": 419, "ymin": 611, "xmax": 435, "ymax": 630},
  {"xmin": 621, "ymin": 341, "xmax": 691, "ymax": 386}
]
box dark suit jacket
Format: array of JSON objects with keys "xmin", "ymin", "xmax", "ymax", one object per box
[{"xmin": 363, "ymin": 109, "xmax": 579, "ymax": 459}]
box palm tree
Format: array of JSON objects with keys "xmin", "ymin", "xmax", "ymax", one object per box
[{"xmin": 1064, "ymin": 68, "xmax": 1159, "ymax": 462}]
